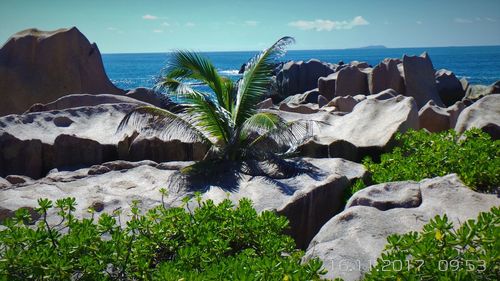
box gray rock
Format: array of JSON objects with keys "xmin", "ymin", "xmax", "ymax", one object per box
[
  {"xmin": 366, "ymin": 88, "xmax": 398, "ymax": 100},
  {"xmin": 125, "ymin": 88, "xmax": 173, "ymax": 109},
  {"xmin": 5, "ymin": 175, "xmax": 34, "ymax": 185},
  {"xmin": 327, "ymin": 96, "xmax": 360, "ymax": 113},
  {"xmin": 335, "ymin": 66, "xmax": 369, "ymax": 97},
  {"xmin": 318, "ymin": 73, "xmax": 338, "ymax": 100},
  {"xmin": 276, "ymin": 60, "xmax": 334, "ymax": 98},
  {"xmin": 0, "ymin": 158, "xmax": 366, "ymax": 250},
  {"xmin": 455, "ymin": 94, "xmax": 500, "ymax": 139},
  {"xmin": 0, "ymin": 27, "xmax": 124, "ymax": 116},
  {"xmin": 403, "ymin": 52, "xmax": 444, "ymax": 108},
  {"xmin": 446, "ymin": 101, "xmax": 466, "ymax": 129},
  {"xmin": 26, "ymin": 94, "xmax": 147, "ymax": 113},
  {"xmin": 317, "ymin": 95, "xmax": 329, "ymax": 108},
  {"xmin": 418, "ymin": 100, "xmax": 450, "ymax": 132},
  {"xmin": 281, "ymin": 89, "xmax": 320, "ymax": 105},
  {"xmin": 257, "ymin": 98, "xmax": 274, "ymax": 109},
  {"xmin": 278, "ymin": 103, "xmax": 319, "ymax": 114},
  {"xmin": 435, "ymin": 69, "xmax": 465, "ymax": 106},
  {"xmin": 0, "ymin": 132, "xmax": 43, "ymax": 179},
  {"xmin": 304, "ymin": 174, "xmax": 500, "ymax": 281},
  {"xmin": 369, "ymin": 58, "xmax": 405, "ymax": 95},
  {"xmin": 296, "ymin": 95, "xmax": 419, "ymax": 161},
  {"xmin": 464, "ymin": 81, "xmax": 500, "ymax": 101}
]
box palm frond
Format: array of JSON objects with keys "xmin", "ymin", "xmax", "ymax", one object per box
[
  {"xmin": 117, "ymin": 106, "xmax": 211, "ymax": 144},
  {"xmin": 243, "ymin": 112, "xmax": 313, "ymax": 152},
  {"xmin": 232, "ymin": 36, "xmax": 295, "ymax": 127},
  {"xmin": 159, "ymin": 50, "xmax": 232, "ymax": 111},
  {"xmin": 180, "ymin": 90, "xmax": 233, "ymax": 145}
]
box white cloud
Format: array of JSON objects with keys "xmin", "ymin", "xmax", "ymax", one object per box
[
  {"xmin": 142, "ymin": 14, "xmax": 158, "ymax": 20},
  {"xmin": 288, "ymin": 16, "xmax": 369, "ymax": 31},
  {"xmin": 244, "ymin": 20, "xmax": 259, "ymax": 27},
  {"xmin": 153, "ymin": 29, "xmax": 163, "ymax": 33},
  {"xmin": 185, "ymin": 22, "xmax": 195, "ymax": 27},
  {"xmin": 454, "ymin": 17, "xmax": 473, "ymax": 23},
  {"xmin": 484, "ymin": 17, "xmax": 497, "ymax": 22},
  {"xmin": 416, "ymin": 21, "xmax": 423, "ymax": 25},
  {"xmin": 162, "ymin": 22, "xmax": 170, "ymax": 27}
]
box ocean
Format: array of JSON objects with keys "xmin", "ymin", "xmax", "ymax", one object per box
[{"xmin": 102, "ymin": 46, "xmax": 500, "ymax": 91}]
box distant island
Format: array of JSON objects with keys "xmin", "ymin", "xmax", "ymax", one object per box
[{"xmin": 355, "ymin": 45, "xmax": 388, "ymax": 49}]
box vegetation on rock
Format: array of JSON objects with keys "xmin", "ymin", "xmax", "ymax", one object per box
[
  {"xmin": 0, "ymin": 194, "xmax": 326, "ymax": 280},
  {"xmin": 363, "ymin": 206, "xmax": 500, "ymax": 281},
  {"xmin": 361, "ymin": 128, "xmax": 499, "ymax": 193}
]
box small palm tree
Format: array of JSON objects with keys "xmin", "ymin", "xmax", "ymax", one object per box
[{"xmin": 118, "ymin": 37, "xmax": 311, "ymax": 176}]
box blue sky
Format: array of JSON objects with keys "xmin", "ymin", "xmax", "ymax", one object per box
[{"xmin": 1, "ymin": 0, "xmax": 499, "ymax": 53}]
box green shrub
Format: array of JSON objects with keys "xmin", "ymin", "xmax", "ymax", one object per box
[
  {"xmin": 0, "ymin": 194, "xmax": 326, "ymax": 280},
  {"xmin": 363, "ymin": 206, "xmax": 500, "ymax": 281},
  {"xmin": 363, "ymin": 129, "xmax": 500, "ymax": 192}
]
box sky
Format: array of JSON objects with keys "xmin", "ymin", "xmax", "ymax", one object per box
[{"xmin": 1, "ymin": 0, "xmax": 499, "ymax": 53}]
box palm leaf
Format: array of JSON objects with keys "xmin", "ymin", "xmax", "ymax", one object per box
[
  {"xmin": 159, "ymin": 50, "xmax": 232, "ymax": 111},
  {"xmin": 232, "ymin": 36, "xmax": 295, "ymax": 127},
  {"xmin": 117, "ymin": 106, "xmax": 211, "ymax": 144}
]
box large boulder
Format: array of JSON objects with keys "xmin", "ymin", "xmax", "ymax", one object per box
[
  {"xmin": 455, "ymin": 94, "xmax": 500, "ymax": 139},
  {"xmin": 295, "ymin": 95, "xmax": 419, "ymax": 161},
  {"xmin": 435, "ymin": 69, "xmax": 465, "ymax": 106},
  {"xmin": 276, "ymin": 59, "xmax": 334, "ymax": 98},
  {"xmin": 368, "ymin": 58, "xmax": 405, "ymax": 95},
  {"xmin": 318, "ymin": 73, "xmax": 338, "ymax": 100},
  {"xmin": 335, "ymin": 66, "xmax": 369, "ymax": 97},
  {"xmin": 0, "ymin": 98, "xmax": 206, "ymax": 178},
  {"xmin": 418, "ymin": 100, "xmax": 450, "ymax": 132},
  {"xmin": 125, "ymin": 88, "xmax": 173, "ymax": 109},
  {"xmin": 0, "ymin": 157, "xmax": 367, "ymax": 250},
  {"xmin": 26, "ymin": 93, "xmax": 148, "ymax": 113},
  {"xmin": 304, "ymin": 174, "xmax": 499, "ymax": 281},
  {"xmin": 464, "ymin": 81, "xmax": 500, "ymax": 101},
  {"xmin": 0, "ymin": 27, "xmax": 124, "ymax": 116},
  {"xmin": 402, "ymin": 53, "xmax": 444, "ymax": 108},
  {"xmin": 281, "ymin": 88, "xmax": 320, "ymax": 105}
]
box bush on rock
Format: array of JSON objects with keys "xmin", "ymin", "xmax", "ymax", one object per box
[{"xmin": 0, "ymin": 195, "xmax": 325, "ymax": 280}]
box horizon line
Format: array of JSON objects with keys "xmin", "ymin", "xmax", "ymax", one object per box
[{"xmin": 101, "ymin": 44, "xmax": 500, "ymax": 55}]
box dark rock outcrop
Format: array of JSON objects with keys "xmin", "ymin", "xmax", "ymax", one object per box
[
  {"xmin": 435, "ymin": 69, "xmax": 465, "ymax": 106},
  {"xmin": 402, "ymin": 52, "xmax": 444, "ymax": 108},
  {"xmin": 368, "ymin": 58, "xmax": 405, "ymax": 95},
  {"xmin": 0, "ymin": 27, "xmax": 124, "ymax": 116},
  {"xmin": 335, "ymin": 66, "xmax": 369, "ymax": 97},
  {"xmin": 276, "ymin": 60, "xmax": 334, "ymax": 98}
]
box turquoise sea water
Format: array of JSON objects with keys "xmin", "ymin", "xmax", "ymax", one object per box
[{"xmin": 102, "ymin": 46, "xmax": 500, "ymax": 91}]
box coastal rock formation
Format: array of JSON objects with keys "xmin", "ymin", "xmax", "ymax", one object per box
[
  {"xmin": 326, "ymin": 95, "xmax": 366, "ymax": 113},
  {"xmin": 304, "ymin": 174, "xmax": 500, "ymax": 281},
  {"xmin": 464, "ymin": 80, "xmax": 500, "ymax": 101},
  {"xmin": 402, "ymin": 53, "xmax": 444, "ymax": 108},
  {"xmin": 0, "ymin": 157, "xmax": 366, "ymax": 249},
  {"xmin": 125, "ymin": 88, "xmax": 173, "ymax": 109},
  {"xmin": 318, "ymin": 73, "xmax": 338, "ymax": 100},
  {"xmin": 296, "ymin": 95, "xmax": 419, "ymax": 161},
  {"xmin": 281, "ymin": 89, "xmax": 320, "ymax": 105},
  {"xmin": 335, "ymin": 65, "xmax": 369, "ymax": 96},
  {"xmin": 0, "ymin": 95, "xmax": 206, "ymax": 178},
  {"xmin": 368, "ymin": 58, "xmax": 405, "ymax": 95},
  {"xmin": 455, "ymin": 94, "xmax": 500, "ymax": 139},
  {"xmin": 276, "ymin": 59, "xmax": 334, "ymax": 98},
  {"xmin": 0, "ymin": 27, "xmax": 124, "ymax": 116},
  {"xmin": 435, "ymin": 69, "xmax": 465, "ymax": 106},
  {"xmin": 418, "ymin": 100, "xmax": 450, "ymax": 132}
]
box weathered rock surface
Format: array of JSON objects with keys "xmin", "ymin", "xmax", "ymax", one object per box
[
  {"xmin": 276, "ymin": 60, "xmax": 334, "ymax": 98},
  {"xmin": 0, "ymin": 158, "xmax": 366, "ymax": 249},
  {"xmin": 278, "ymin": 103, "xmax": 319, "ymax": 114},
  {"xmin": 455, "ymin": 94, "xmax": 500, "ymax": 139},
  {"xmin": 335, "ymin": 66, "xmax": 369, "ymax": 97},
  {"xmin": 418, "ymin": 100, "xmax": 450, "ymax": 132},
  {"xmin": 464, "ymin": 81, "xmax": 500, "ymax": 101},
  {"xmin": 318, "ymin": 73, "xmax": 338, "ymax": 100},
  {"xmin": 304, "ymin": 174, "xmax": 500, "ymax": 281},
  {"xmin": 26, "ymin": 94, "xmax": 147, "ymax": 113},
  {"xmin": 403, "ymin": 53, "xmax": 444, "ymax": 108},
  {"xmin": 0, "ymin": 98, "xmax": 206, "ymax": 178},
  {"xmin": 368, "ymin": 58, "xmax": 405, "ymax": 95},
  {"xmin": 125, "ymin": 88, "xmax": 173, "ymax": 109},
  {"xmin": 435, "ymin": 69, "xmax": 465, "ymax": 106},
  {"xmin": 295, "ymin": 95, "xmax": 419, "ymax": 161},
  {"xmin": 281, "ymin": 89, "xmax": 320, "ymax": 105},
  {"xmin": 0, "ymin": 27, "xmax": 124, "ymax": 116}
]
